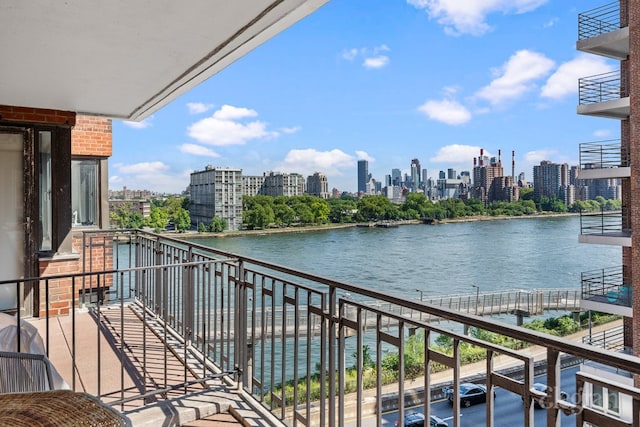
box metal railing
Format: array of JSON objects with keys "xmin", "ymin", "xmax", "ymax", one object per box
[
  {"xmin": 2, "ymin": 229, "xmax": 640, "ymax": 427},
  {"xmin": 582, "ymin": 325, "xmax": 625, "ymax": 352},
  {"xmin": 581, "ymin": 266, "xmax": 631, "ymax": 308},
  {"xmin": 579, "ymin": 140, "xmax": 628, "ymax": 170},
  {"xmin": 579, "ymin": 209, "xmax": 627, "ymax": 236},
  {"xmin": 578, "ymin": 70, "xmax": 625, "ymax": 105},
  {"xmin": 578, "ymin": 1, "xmax": 622, "ymax": 40}
]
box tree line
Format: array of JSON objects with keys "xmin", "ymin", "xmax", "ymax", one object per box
[{"xmin": 109, "ymin": 192, "xmax": 621, "ymax": 232}]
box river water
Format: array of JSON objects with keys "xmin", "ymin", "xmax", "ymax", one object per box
[{"xmin": 191, "ymin": 215, "xmax": 619, "ymax": 303}]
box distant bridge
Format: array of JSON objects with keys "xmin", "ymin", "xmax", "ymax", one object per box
[
  {"xmin": 235, "ymin": 288, "xmax": 581, "ymax": 340},
  {"xmin": 370, "ymin": 288, "xmax": 581, "ymax": 326}
]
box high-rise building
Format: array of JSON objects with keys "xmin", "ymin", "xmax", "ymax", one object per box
[
  {"xmin": 391, "ymin": 168, "xmax": 402, "ymax": 187},
  {"xmin": 357, "ymin": 160, "xmax": 369, "ymax": 194},
  {"xmin": 410, "ymin": 158, "xmax": 421, "ymax": 191},
  {"xmin": 471, "ymin": 148, "xmax": 506, "ymax": 205},
  {"xmin": 306, "ymin": 172, "xmax": 329, "ymax": 199},
  {"xmin": 447, "ymin": 168, "xmax": 456, "ymax": 179},
  {"xmin": 190, "ymin": 165, "xmax": 243, "ymax": 231},
  {"xmin": 262, "ymin": 171, "xmax": 305, "ymax": 197},
  {"xmin": 532, "ymin": 160, "xmax": 569, "ymax": 203}
]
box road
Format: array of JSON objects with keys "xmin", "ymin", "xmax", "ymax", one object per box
[{"xmin": 350, "ymin": 366, "xmax": 579, "ymax": 427}]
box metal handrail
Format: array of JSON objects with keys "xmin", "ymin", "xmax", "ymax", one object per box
[
  {"xmin": 579, "ymin": 209, "xmax": 626, "ymax": 235},
  {"xmin": 578, "ymin": 70, "xmax": 625, "ymax": 105},
  {"xmin": 578, "ymin": 1, "xmax": 622, "ymax": 40},
  {"xmin": 3, "ymin": 228, "xmax": 640, "ymax": 427},
  {"xmin": 579, "ymin": 139, "xmax": 628, "ymax": 170}
]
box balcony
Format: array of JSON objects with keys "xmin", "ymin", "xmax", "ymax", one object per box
[
  {"xmin": 577, "ymin": 1, "xmax": 629, "ymax": 60},
  {"xmin": 578, "ymin": 140, "xmax": 629, "ymax": 180},
  {"xmin": 577, "ymin": 70, "xmax": 629, "ymax": 119},
  {"xmin": 579, "ymin": 209, "xmax": 631, "ymax": 246},
  {"xmin": 1, "ymin": 229, "xmax": 640, "ymax": 426},
  {"xmin": 580, "ymin": 266, "xmax": 632, "ymax": 317}
]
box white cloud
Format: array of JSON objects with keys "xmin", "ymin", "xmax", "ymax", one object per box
[
  {"xmin": 122, "ymin": 116, "xmax": 153, "ymax": 129},
  {"xmin": 355, "ymin": 151, "xmax": 375, "ymax": 162},
  {"xmin": 593, "ymin": 129, "xmax": 613, "ymax": 138},
  {"xmin": 342, "ymin": 48, "xmax": 359, "ymax": 61},
  {"xmin": 187, "ymin": 104, "xmax": 278, "ymax": 146},
  {"xmin": 276, "ymin": 148, "xmax": 356, "ymax": 176},
  {"xmin": 114, "ymin": 161, "xmax": 169, "ymax": 175},
  {"xmin": 543, "ymin": 17, "xmax": 558, "ymax": 28},
  {"xmin": 187, "ymin": 102, "xmax": 214, "ymax": 114},
  {"xmin": 281, "ymin": 126, "xmax": 301, "ymax": 134},
  {"xmin": 417, "ymin": 99, "xmax": 472, "ymax": 125},
  {"xmin": 541, "ymin": 55, "xmax": 614, "ymax": 100},
  {"xmin": 213, "ymin": 105, "xmax": 258, "ymax": 121},
  {"xmin": 407, "ymin": 0, "xmax": 548, "ymax": 36},
  {"xmin": 524, "ymin": 149, "xmax": 557, "ymax": 165},
  {"xmin": 430, "ymin": 144, "xmax": 489, "ymax": 163},
  {"xmin": 343, "ymin": 45, "xmax": 391, "ymax": 69},
  {"xmin": 111, "ymin": 162, "xmax": 190, "ymax": 193},
  {"xmin": 475, "ymin": 50, "xmax": 555, "ymax": 106},
  {"xmin": 179, "ymin": 143, "xmax": 220, "ymax": 158},
  {"xmin": 363, "ymin": 56, "xmax": 390, "ymax": 69}
]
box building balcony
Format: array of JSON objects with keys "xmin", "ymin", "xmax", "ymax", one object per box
[
  {"xmin": 577, "ymin": 70, "xmax": 629, "ymax": 119},
  {"xmin": 579, "ymin": 209, "xmax": 631, "ymax": 246},
  {"xmin": 577, "ymin": 1, "xmax": 629, "ymax": 60},
  {"xmin": 578, "ymin": 140, "xmax": 629, "ymax": 180},
  {"xmin": 2, "ymin": 229, "xmax": 640, "ymax": 426},
  {"xmin": 580, "ymin": 266, "xmax": 632, "ymax": 317}
]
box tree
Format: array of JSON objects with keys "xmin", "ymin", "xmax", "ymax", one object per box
[
  {"xmin": 209, "ymin": 216, "xmax": 226, "ymax": 232},
  {"xmin": 273, "ymin": 203, "xmax": 296, "ymax": 226},
  {"xmin": 144, "ymin": 206, "xmax": 169, "ymax": 232},
  {"xmin": 110, "ymin": 203, "xmax": 144, "ymax": 229},
  {"xmin": 173, "ymin": 207, "xmax": 191, "ymax": 232},
  {"xmin": 244, "ymin": 204, "xmax": 274, "ymax": 229},
  {"xmin": 310, "ymin": 200, "xmax": 330, "ymax": 224}
]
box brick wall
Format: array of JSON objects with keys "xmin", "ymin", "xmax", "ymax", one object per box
[
  {"xmin": 71, "ymin": 115, "xmax": 112, "ymax": 156},
  {"xmin": 0, "ymin": 105, "xmax": 75, "ymax": 126}
]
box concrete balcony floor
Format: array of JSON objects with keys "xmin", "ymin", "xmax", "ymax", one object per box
[{"xmin": 27, "ymin": 305, "xmax": 253, "ymax": 426}]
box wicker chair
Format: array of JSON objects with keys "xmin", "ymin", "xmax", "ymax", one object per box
[{"xmin": 0, "ymin": 351, "xmax": 54, "ymax": 393}]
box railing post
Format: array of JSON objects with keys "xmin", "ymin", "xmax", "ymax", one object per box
[
  {"xmin": 328, "ymin": 286, "xmax": 337, "ymax": 426},
  {"xmin": 546, "ymin": 349, "xmax": 561, "ymax": 426},
  {"xmin": 183, "ymin": 247, "xmax": 195, "ymax": 347},
  {"xmin": 237, "ymin": 259, "xmax": 247, "ymax": 390},
  {"xmin": 154, "ymin": 237, "xmax": 162, "ymax": 316}
]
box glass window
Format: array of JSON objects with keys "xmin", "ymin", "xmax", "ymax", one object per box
[
  {"xmin": 592, "ymin": 384, "xmax": 603, "ymax": 408},
  {"xmin": 39, "ymin": 131, "xmax": 52, "ymax": 251},
  {"xmin": 71, "ymin": 159, "xmax": 99, "ymax": 227},
  {"xmin": 607, "ymin": 390, "xmax": 619, "ymax": 414}
]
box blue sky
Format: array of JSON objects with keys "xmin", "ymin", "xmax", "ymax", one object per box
[{"xmin": 110, "ymin": 0, "xmax": 619, "ymax": 194}]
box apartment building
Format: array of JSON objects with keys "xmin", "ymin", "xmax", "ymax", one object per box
[
  {"xmin": 306, "ymin": 172, "xmax": 330, "ymax": 199},
  {"xmin": 533, "ymin": 161, "xmax": 571, "ymax": 204},
  {"xmin": 262, "ymin": 171, "xmax": 305, "ymax": 197},
  {"xmin": 189, "ymin": 166, "xmax": 243, "ymax": 231},
  {"xmin": 575, "ymin": 0, "xmax": 636, "ymax": 421}
]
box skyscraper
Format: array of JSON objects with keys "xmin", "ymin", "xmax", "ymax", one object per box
[
  {"xmin": 357, "ymin": 160, "xmax": 369, "ymax": 193},
  {"xmin": 410, "ymin": 158, "xmax": 421, "ymax": 191}
]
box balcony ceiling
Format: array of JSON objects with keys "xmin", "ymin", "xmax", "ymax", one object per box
[{"xmin": 0, "ymin": 0, "xmax": 328, "ymax": 121}]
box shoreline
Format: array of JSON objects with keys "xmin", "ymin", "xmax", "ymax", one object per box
[{"xmin": 176, "ymin": 212, "xmax": 578, "ymax": 239}]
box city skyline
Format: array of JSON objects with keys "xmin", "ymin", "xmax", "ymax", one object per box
[{"xmin": 110, "ymin": 0, "xmax": 617, "ymax": 194}]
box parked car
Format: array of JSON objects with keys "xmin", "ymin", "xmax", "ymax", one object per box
[
  {"xmin": 523, "ymin": 383, "xmax": 568, "ymax": 408},
  {"xmin": 394, "ymin": 411, "xmax": 448, "ymax": 427},
  {"xmin": 445, "ymin": 383, "xmax": 492, "ymax": 407}
]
